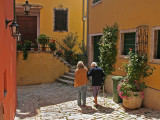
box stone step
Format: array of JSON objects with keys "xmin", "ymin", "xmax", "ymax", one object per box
[
  {"xmin": 65, "ymin": 72, "xmax": 75, "ymax": 77},
  {"xmin": 60, "ymin": 75, "xmax": 74, "ymax": 81},
  {"xmin": 70, "ymin": 69, "xmax": 76, "ymax": 73},
  {"xmin": 56, "ymin": 78, "xmax": 74, "ymax": 86}
]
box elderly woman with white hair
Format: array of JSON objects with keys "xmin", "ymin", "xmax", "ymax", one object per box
[
  {"xmin": 87, "ymin": 62, "xmax": 105, "ymax": 106},
  {"xmin": 74, "ymin": 61, "xmax": 89, "ymax": 106}
]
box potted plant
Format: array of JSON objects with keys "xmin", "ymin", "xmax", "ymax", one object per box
[
  {"xmin": 24, "ymin": 40, "xmax": 32, "ymax": 51},
  {"xmin": 37, "ymin": 34, "xmax": 49, "ymax": 51},
  {"xmin": 48, "ymin": 40, "xmax": 56, "ymax": 51},
  {"xmin": 56, "ymin": 50, "xmax": 63, "ymax": 57},
  {"xmin": 117, "ymin": 49, "xmax": 155, "ymax": 109},
  {"xmin": 32, "ymin": 43, "xmax": 38, "ymax": 51},
  {"xmin": 17, "ymin": 42, "xmax": 22, "ymax": 51}
]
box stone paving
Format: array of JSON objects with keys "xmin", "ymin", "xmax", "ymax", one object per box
[{"xmin": 15, "ymin": 82, "xmax": 160, "ymax": 120}]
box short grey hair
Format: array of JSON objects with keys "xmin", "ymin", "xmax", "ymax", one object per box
[{"xmin": 91, "ymin": 62, "xmax": 97, "ymax": 67}]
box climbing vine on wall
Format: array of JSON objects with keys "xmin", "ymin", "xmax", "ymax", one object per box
[{"xmin": 99, "ymin": 23, "xmax": 119, "ymax": 77}]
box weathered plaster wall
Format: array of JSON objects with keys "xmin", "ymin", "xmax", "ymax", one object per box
[{"xmin": 17, "ymin": 52, "xmax": 70, "ymax": 86}]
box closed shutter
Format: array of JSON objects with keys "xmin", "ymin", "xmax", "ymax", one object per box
[{"xmin": 124, "ymin": 32, "xmax": 136, "ymax": 55}]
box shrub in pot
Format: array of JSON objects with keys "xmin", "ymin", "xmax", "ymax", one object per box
[
  {"xmin": 117, "ymin": 50, "xmax": 155, "ymax": 109},
  {"xmin": 24, "ymin": 40, "xmax": 32, "ymax": 51},
  {"xmin": 37, "ymin": 34, "xmax": 49, "ymax": 51},
  {"xmin": 17, "ymin": 42, "xmax": 22, "ymax": 51},
  {"xmin": 48, "ymin": 40, "xmax": 56, "ymax": 51},
  {"xmin": 32, "ymin": 43, "xmax": 38, "ymax": 51},
  {"xmin": 56, "ymin": 50, "xmax": 63, "ymax": 57}
]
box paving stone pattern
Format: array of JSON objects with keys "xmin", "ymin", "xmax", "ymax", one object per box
[{"xmin": 15, "ymin": 82, "xmax": 160, "ymax": 120}]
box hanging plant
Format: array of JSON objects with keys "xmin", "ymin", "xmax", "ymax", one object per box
[{"xmin": 99, "ymin": 23, "xmax": 119, "ymax": 77}]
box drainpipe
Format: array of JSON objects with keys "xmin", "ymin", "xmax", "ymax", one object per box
[
  {"xmin": 86, "ymin": 0, "xmax": 89, "ymax": 67},
  {"xmin": 82, "ymin": 0, "xmax": 86, "ymax": 47},
  {"xmin": 14, "ymin": 0, "xmax": 16, "ymax": 20}
]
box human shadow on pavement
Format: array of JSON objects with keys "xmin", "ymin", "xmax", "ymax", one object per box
[{"xmin": 79, "ymin": 104, "xmax": 115, "ymax": 114}]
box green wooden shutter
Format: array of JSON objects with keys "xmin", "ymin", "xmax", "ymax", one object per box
[
  {"xmin": 94, "ymin": 35, "xmax": 101, "ymax": 62},
  {"xmin": 124, "ymin": 32, "xmax": 136, "ymax": 55},
  {"xmin": 157, "ymin": 31, "xmax": 160, "ymax": 59}
]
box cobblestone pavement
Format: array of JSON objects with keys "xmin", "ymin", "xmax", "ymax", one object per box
[{"xmin": 15, "ymin": 82, "xmax": 160, "ymax": 120}]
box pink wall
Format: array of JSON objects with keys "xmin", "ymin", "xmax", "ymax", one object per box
[{"xmin": 0, "ymin": 0, "xmax": 17, "ymax": 119}]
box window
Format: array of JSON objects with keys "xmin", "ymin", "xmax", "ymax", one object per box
[
  {"xmin": 54, "ymin": 9, "xmax": 68, "ymax": 32},
  {"xmin": 93, "ymin": 0, "xmax": 101, "ymax": 5},
  {"xmin": 123, "ymin": 32, "xmax": 136, "ymax": 55},
  {"xmin": 119, "ymin": 29, "xmax": 136, "ymax": 58},
  {"xmin": 150, "ymin": 27, "xmax": 160, "ymax": 62}
]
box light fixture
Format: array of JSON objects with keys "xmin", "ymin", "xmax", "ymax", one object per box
[
  {"xmin": 6, "ymin": 20, "xmax": 19, "ymax": 38},
  {"xmin": 23, "ymin": 1, "xmax": 32, "ymax": 15},
  {"xmin": 17, "ymin": 33, "xmax": 22, "ymax": 41}
]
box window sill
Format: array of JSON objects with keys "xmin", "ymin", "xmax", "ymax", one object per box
[
  {"xmin": 149, "ymin": 58, "xmax": 160, "ymax": 65},
  {"xmin": 92, "ymin": 0, "xmax": 102, "ymax": 7}
]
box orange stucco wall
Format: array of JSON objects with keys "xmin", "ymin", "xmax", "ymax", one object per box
[
  {"xmin": 0, "ymin": 0, "xmax": 17, "ymax": 119},
  {"xmin": 88, "ymin": 0, "xmax": 160, "ymax": 90}
]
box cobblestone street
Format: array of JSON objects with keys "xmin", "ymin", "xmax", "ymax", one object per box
[{"xmin": 15, "ymin": 82, "xmax": 160, "ymax": 120}]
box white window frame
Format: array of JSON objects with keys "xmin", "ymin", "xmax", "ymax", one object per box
[
  {"xmin": 119, "ymin": 29, "xmax": 137, "ymax": 59},
  {"xmin": 150, "ymin": 26, "xmax": 160, "ymax": 64},
  {"xmin": 92, "ymin": 0, "xmax": 102, "ymax": 6}
]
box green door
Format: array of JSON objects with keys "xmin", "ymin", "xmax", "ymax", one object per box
[{"xmin": 94, "ymin": 35, "xmax": 101, "ymax": 63}]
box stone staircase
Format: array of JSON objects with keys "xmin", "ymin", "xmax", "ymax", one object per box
[{"xmin": 56, "ymin": 66, "xmax": 76, "ymax": 86}]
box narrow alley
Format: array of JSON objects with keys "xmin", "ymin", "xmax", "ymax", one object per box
[{"xmin": 15, "ymin": 82, "xmax": 160, "ymax": 120}]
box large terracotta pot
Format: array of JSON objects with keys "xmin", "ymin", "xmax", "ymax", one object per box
[{"xmin": 123, "ymin": 92, "xmax": 143, "ymax": 109}]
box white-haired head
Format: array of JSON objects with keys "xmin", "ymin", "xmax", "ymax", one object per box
[{"xmin": 91, "ymin": 62, "xmax": 97, "ymax": 68}]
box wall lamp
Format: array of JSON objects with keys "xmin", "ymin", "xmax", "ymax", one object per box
[
  {"xmin": 5, "ymin": 1, "xmax": 32, "ymax": 38},
  {"xmin": 5, "ymin": 20, "xmax": 19, "ymax": 38},
  {"xmin": 23, "ymin": 1, "xmax": 32, "ymax": 15}
]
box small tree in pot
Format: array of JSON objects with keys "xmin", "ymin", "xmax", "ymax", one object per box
[
  {"xmin": 37, "ymin": 34, "xmax": 49, "ymax": 51},
  {"xmin": 117, "ymin": 50, "xmax": 155, "ymax": 109}
]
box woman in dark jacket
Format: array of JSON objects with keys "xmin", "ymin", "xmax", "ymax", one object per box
[{"xmin": 88, "ymin": 62, "xmax": 105, "ymax": 106}]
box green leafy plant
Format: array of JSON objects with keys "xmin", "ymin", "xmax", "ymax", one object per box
[
  {"xmin": 77, "ymin": 42, "xmax": 88, "ymax": 66},
  {"xmin": 117, "ymin": 50, "xmax": 155, "ymax": 99},
  {"xmin": 99, "ymin": 23, "xmax": 119, "ymax": 77},
  {"xmin": 22, "ymin": 43, "xmax": 28, "ymax": 60},
  {"xmin": 62, "ymin": 32, "xmax": 78, "ymax": 51},
  {"xmin": 37, "ymin": 34, "xmax": 49, "ymax": 47},
  {"xmin": 56, "ymin": 50, "xmax": 63, "ymax": 57},
  {"xmin": 32, "ymin": 43, "xmax": 38, "ymax": 48},
  {"xmin": 24, "ymin": 40, "xmax": 32, "ymax": 51},
  {"xmin": 48, "ymin": 40, "xmax": 56, "ymax": 51},
  {"xmin": 62, "ymin": 32, "xmax": 78, "ymax": 65},
  {"xmin": 17, "ymin": 42, "xmax": 22, "ymax": 51}
]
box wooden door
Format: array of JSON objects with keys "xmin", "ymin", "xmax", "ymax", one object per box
[{"xmin": 17, "ymin": 16, "xmax": 37, "ymax": 42}]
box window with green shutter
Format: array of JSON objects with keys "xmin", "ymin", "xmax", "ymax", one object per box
[{"xmin": 123, "ymin": 32, "xmax": 136, "ymax": 55}]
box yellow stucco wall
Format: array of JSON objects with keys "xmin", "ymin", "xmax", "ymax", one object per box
[
  {"xmin": 17, "ymin": 52, "xmax": 70, "ymax": 86},
  {"xmin": 16, "ymin": 0, "xmax": 87, "ymax": 52},
  {"xmin": 89, "ymin": 0, "xmax": 160, "ymax": 90}
]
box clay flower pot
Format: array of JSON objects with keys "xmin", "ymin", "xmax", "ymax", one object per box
[{"xmin": 123, "ymin": 92, "xmax": 143, "ymax": 109}]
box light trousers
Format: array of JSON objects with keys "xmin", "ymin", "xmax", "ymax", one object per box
[{"xmin": 77, "ymin": 84, "xmax": 87, "ymax": 106}]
